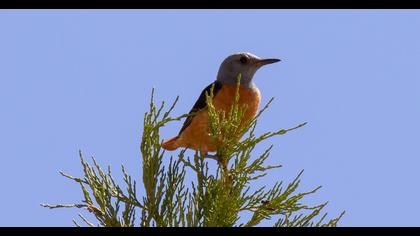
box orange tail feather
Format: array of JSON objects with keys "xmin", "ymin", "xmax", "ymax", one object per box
[{"xmin": 161, "ymin": 136, "xmax": 179, "ymax": 151}]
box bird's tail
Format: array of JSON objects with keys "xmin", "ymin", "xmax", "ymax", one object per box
[{"xmin": 161, "ymin": 136, "xmax": 179, "ymax": 151}]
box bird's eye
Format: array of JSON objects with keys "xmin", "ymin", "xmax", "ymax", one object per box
[{"xmin": 239, "ymin": 56, "xmax": 248, "ymax": 64}]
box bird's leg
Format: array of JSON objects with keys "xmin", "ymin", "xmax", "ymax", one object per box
[
  {"xmin": 201, "ymin": 151, "xmax": 232, "ymax": 187},
  {"xmin": 214, "ymin": 151, "xmax": 233, "ymax": 187}
]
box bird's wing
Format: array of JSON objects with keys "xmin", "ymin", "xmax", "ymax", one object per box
[{"xmin": 178, "ymin": 81, "xmax": 223, "ymax": 135}]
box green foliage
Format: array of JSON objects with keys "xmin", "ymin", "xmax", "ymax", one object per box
[{"xmin": 42, "ymin": 75, "xmax": 344, "ymax": 227}]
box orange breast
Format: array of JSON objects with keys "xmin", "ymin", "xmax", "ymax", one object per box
[{"xmin": 175, "ymin": 84, "xmax": 261, "ymax": 153}]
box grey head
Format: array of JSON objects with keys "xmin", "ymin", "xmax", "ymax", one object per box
[{"xmin": 216, "ymin": 52, "xmax": 280, "ymax": 87}]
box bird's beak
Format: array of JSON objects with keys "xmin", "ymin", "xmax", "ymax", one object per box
[{"xmin": 255, "ymin": 58, "xmax": 281, "ymax": 67}]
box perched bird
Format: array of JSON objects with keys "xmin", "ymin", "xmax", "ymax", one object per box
[{"xmin": 162, "ymin": 52, "xmax": 280, "ymax": 154}]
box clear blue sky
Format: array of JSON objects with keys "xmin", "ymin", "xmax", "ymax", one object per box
[{"xmin": 1, "ymin": 10, "xmax": 420, "ymax": 226}]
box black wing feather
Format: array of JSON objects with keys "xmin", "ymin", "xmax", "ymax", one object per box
[{"xmin": 178, "ymin": 81, "xmax": 223, "ymax": 135}]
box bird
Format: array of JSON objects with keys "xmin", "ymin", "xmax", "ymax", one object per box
[{"xmin": 161, "ymin": 52, "xmax": 280, "ymax": 154}]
